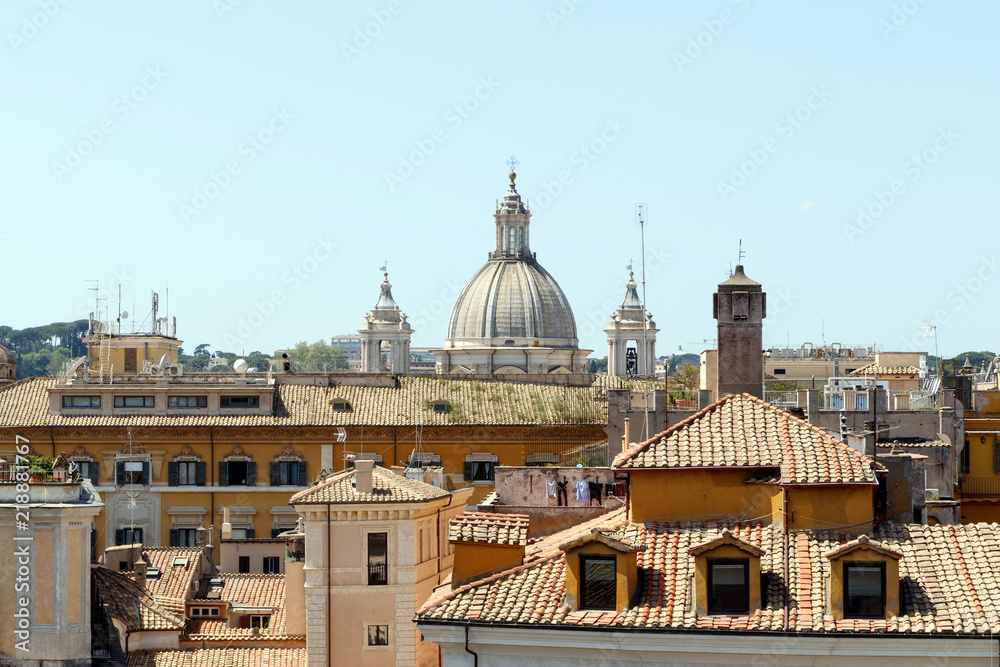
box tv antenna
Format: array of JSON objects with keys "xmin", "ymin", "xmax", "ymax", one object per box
[
  {"xmin": 635, "ymin": 203, "xmax": 651, "ymax": 442},
  {"xmin": 738, "ymin": 239, "xmax": 746, "ymax": 265}
]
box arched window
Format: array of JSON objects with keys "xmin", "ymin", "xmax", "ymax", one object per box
[
  {"xmin": 517, "ymin": 226, "xmax": 523, "ymax": 251},
  {"xmin": 509, "ymin": 227, "xmax": 516, "ymax": 254}
]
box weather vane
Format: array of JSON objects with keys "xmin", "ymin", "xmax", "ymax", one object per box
[
  {"xmin": 626, "ymin": 259, "xmax": 633, "ymax": 272},
  {"xmin": 506, "ymin": 155, "xmax": 519, "ymax": 172}
]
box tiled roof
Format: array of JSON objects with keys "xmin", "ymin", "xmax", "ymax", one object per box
[
  {"xmin": 0, "ymin": 375, "xmax": 606, "ymax": 427},
  {"xmin": 291, "ymin": 466, "xmax": 451, "ymax": 505},
  {"xmin": 418, "ymin": 521, "xmax": 1000, "ymax": 636},
  {"xmin": 141, "ymin": 547, "xmax": 204, "ymax": 607},
  {"xmin": 877, "ymin": 440, "xmax": 951, "ymax": 449},
  {"xmin": 449, "ymin": 512, "xmax": 530, "ymax": 546},
  {"xmin": 185, "ymin": 573, "xmax": 300, "ymax": 641},
  {"xmin": 558, "ymin": 527, "xmax": 644, "ymax": 553},
  {"xmin": 92, "ymin": 566, "xmax": 186, "ymax": 632},
  {"xmin": 825, "ymin": 533, "xmax": 903, "ymax": 560},
  {"xmin": 127, "ymin": 648, "xmax": 306, "ymax": 667},
  {"xmin": 613, "ymin": 394, "xmax": 876, "ymax": 485},
  {"xmin": 849, "ymin": 363, "xmax": 921, "ymax": 376},
  {"xmin": 689, "ymin": 528, "xmax": 765, "ymax": 557}
]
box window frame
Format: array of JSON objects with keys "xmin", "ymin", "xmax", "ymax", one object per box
[
  {"xmin": 579, "ymin": 554, "xmax": 618, "ymax": 611},
  {"xmin": 263, "ymin": 556, "xmax": 280, "ymax": 574},
  {"xmin": 220, "ymin": 395, "xmax": 260, "ymax": 408},
  {"xmin": 367, "ymin": 624, "xmax": 389, "ymax": 646},
  {"xmin": 168, "ymin": 395, "xmax": 208, "ymax": 409},
  {"xmin": 367, "ymin": 532, "xmax": 389, "ymax": 586},
  {"xmin": 238, "ymin": 556, "xmax": 250, "ymax": 573},
  {"xmin": 844, "ymin": 561, "xmax": 886, "ymax": 619},
  {"xmin": 707, "ymin": 557, "xmax": 750, "ymax": 615},
  {"xmin": 114, "ymin": 395, "xmax": 155, "ymax": 408},
  {"xmin": 62, "ymin": 395, "xmax": 101, "ymax": 409}
]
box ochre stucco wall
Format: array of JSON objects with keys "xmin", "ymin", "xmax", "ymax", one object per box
[
  {"xmin": 452, "ymin": 542, "xmax": 524, "ymax": 586},
  {"xmin": 786, "ymin": 485, "xmax": 873, "ymax": 531},
  {"xmin": 828, "ymin": 548, "xmax": 899, "ymax": 620},
  {"xmin": 629, "ymin": 469, "xmax": 780, "ymax": 524}
]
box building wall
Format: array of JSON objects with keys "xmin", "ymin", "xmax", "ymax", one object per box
[
  {"xmin": 785, "ymin": 485, "xmax": 873, "ymax": 531},
  {"xmin": 628, "ymin": 469, "xmax": 780, "ymax": 524},
  {"xmin": 452, "ymin": 543, "xmax": 524, "ymax": 586},
  {"xmin": 7, "ymin": 424, "xmax": 600, "ymax": 562}
]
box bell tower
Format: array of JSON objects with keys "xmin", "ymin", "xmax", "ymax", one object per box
[
  {"xmin": 713, "ymin": 265, "xmax": 765, "ymax": 398},
  {"xmin": 359, "ymin": 271, "xmax": 413, "ymax": 374}
]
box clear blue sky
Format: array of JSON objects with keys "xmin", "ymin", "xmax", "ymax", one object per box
[{"xmin": 3, "ymin": 1, "xmax": 997, "ymax": 358}]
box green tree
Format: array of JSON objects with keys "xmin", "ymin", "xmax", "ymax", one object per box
[
  {"xmin": 194, "ymin": 343, "xmax": 211, "ymax": 357},
  {"xmin": 289, "ymin": 340, "xmax": 348, "ymax": 371}
]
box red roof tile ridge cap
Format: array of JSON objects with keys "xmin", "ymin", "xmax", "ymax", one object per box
[{"xmin": 615, "ymin": 394, "xmax": 738, "ymax": 466}]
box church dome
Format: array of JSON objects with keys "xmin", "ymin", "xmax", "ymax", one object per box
[
  {"xmin": 447, "ymin": 258, "xmax": 578, "ymax": 344},
  {"xmin": 0, "ymin": 343, "xmax": 14, "ymax": 365},
  {"xmin": 444, "ymin": 168, "xmax": 579, "ymax": 349}
]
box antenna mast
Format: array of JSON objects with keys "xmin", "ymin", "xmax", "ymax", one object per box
[{"xmin": 636, "ymin": 203, "xmax": 650, "ymax": 442}]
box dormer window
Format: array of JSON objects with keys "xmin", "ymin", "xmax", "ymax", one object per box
[
  {"xmin": 559, "ymin": 528, "xmax": 644, "ymax": 613},
  {"xmin": 331, "ymin": 398, "xmax": 351, "ymax": 412},
  {"xmin": 844, "ymin": 562, "xmax": 886, "ymax": 618},
  {"xmin": 825, "ymin": 534, "xmax": 901, "ymax": 621},
  {"xmin": 689, "ymin": 529, "xmax": 764, "ymax": 618},
  {"xmin": 707, "ymin": 558, "xmax": 749, "ymax": 615},
  {"xmin": 430, "ymin": 400, "xmax": 448, "ymax": 414}
]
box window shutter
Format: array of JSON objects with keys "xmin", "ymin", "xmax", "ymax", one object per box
[
  {"xmin": 89, "ymin": 463, "xmax": 100, "ymax": 486},
  {"xmin": 271, "ymin": 527, "xmax": 282, "ymax": 538},
  {"xmin": 298, "ymin": 461, "xmax": 308, "ymax": 486},
  {"xmin": 218, "ymin": 462, "xmax": 229, "ymax": 487},
  {"xmin": 348, "ymin": 460, "xmax": 355, "ymax": 469},
  {"xmin": 169, "ymin": 529, "xmax": 179, "ymax": 547},
  {"xmin": 463, "ymin": 461, "xmax": 473, "ymax": 481},
  {"xmin": 115, "ymin": 462, "xmax": 124, "ymax": 486},
  {"xmin": 247, "ymin": 462, "xmax": 257, "ymax": 486},
  {"xmin": 168, "ymin": 462, "xmax": 178, "ymax": 487},
  {"xmin": 115, "ymin": 528, "xmax": 124, "ymax": 546},
  {"xmin": 994, "ymin": 440, "xmax": 1000, "ymax": 474},
  {"xmin": 140, "ymin": 462, "xmax": 150, "ymax": 486},
  {"xmin": 487, "ymin": 462, "xmax": 497, "ymax": 481},
  {"xmin": 196, "ymin": 462, "xmax": 207, "ymax": 486},
  {"xmin": 270, "ymin": 462, "xmax": 280, "ymax": 486},
  {"xmin": 91, "ymin": 528, "xmax": 97, "ymax": 562},
  {"xmin": 245, "ymin": 526, "xmax": 255, "ymax": 539}
]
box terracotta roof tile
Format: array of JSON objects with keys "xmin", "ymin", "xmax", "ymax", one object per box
[
  {"xmin": 185, "ymin": 573, "xmax": 300, "ymax": 641},
  {"xmin": 613, "ymin": 394, "xmax": 876, "ymax": 485},
  {"xmin": 0, "ymin": 375, "xmax": 607, "ymax": 427},
  {"xmin": 127, "ymin": 648, "xmax": 305, "ymax": 667},
  {"xmin": 849, "ymin": 363, "xmax": 921, "ymax": 376},
  {"xmin": 419, "ymin": 522, "xmax": 1000, "ymax": 636},
  {"xmin": 449, "ymin": 512, "xmax": 530, "ymax": 546},
  {"xmin": 291, "ymin": 466, "xmax": 450, "ymax": 504},
  {"xmin": 92, "ymin": 566, "xmax": 186, "ymax": 632}
]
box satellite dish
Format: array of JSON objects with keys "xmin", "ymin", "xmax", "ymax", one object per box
[
  {"xmin": 158, "ymin": 354, "xmax": 171, "ymax": 369},
  {"xmin": 120, "ymin": 310, "xmax": 129, "ymax": 319},
  {"xmin": 233, "ymin": 358, "xmax": 249, "ymax": 374},
  {"xmin": 66, "ymin": 356, "xmax": 86, "ymax": 376}
]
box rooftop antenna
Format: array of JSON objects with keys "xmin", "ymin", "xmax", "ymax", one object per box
[
  {"xmin": 737, "ymin": 239, "xmax": 746, "ymax": 265},
  {"xmin": 636, "ymin": 203, "xmax": 650, "ymax": 442},
  {"xmin": 919, "ymin": 319, "xmax": 940, "ymax": 381}
]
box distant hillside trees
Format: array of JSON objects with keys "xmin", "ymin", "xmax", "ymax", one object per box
[{"xmin": 0, "ymin": 320, "xmax": 89, "ymax": 379}]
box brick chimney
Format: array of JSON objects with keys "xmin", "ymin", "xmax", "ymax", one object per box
[{"xmin": 354, "ymin": 459, "xmax": 374, "ymax": 494}]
